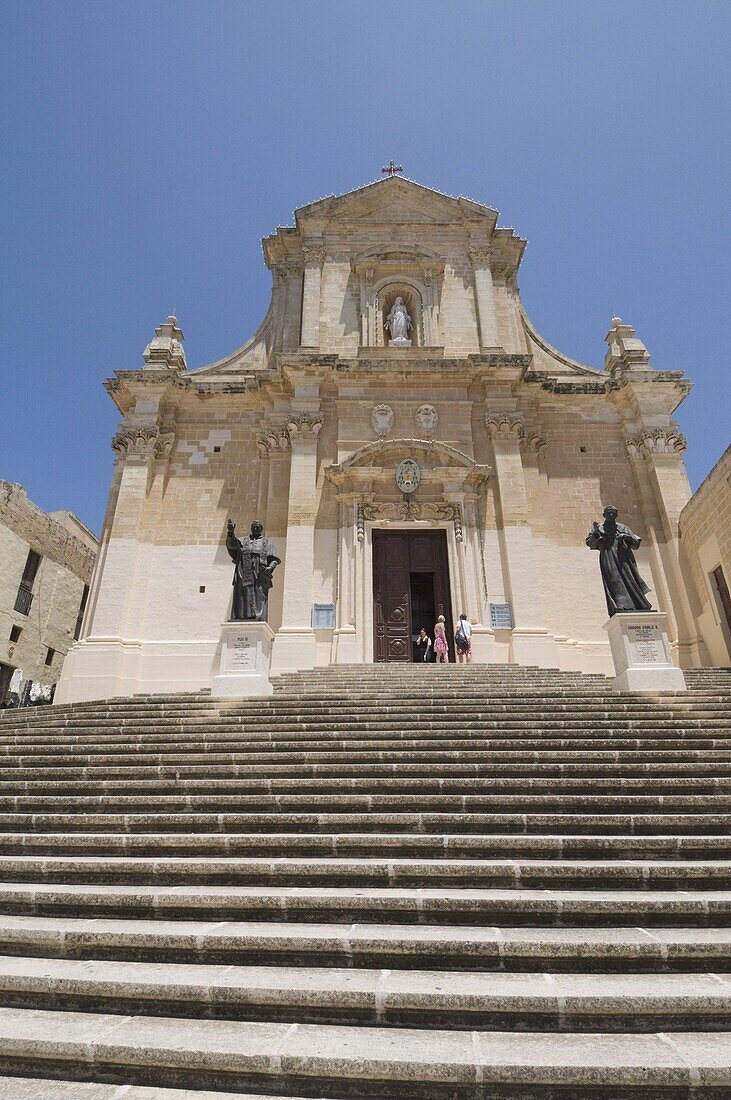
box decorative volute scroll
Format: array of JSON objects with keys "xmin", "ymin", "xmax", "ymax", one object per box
[
  {"xmin": 485, "ymin": 414, "xmax": 524, "ymax": 442},
  {"xmin": 112, "ymin": 425, "xmax": 175, "ymax": 460},
  {"xmin": 142, "ymin": 315, "xmax": 187, "ymax": 372},
  {"xmin": 626, "ymin": 428, "xmax": 688, "ymax": 460}
]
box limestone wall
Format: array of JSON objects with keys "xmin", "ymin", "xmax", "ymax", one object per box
[
  {"xmin": 0, "ymin": 481, "xmax": 96, "ymax": 697},
  {"xmin": 680, "ymin": 445, "xmax": 731, "ymax": 664}
]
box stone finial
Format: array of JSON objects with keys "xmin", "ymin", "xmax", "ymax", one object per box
[
  {"xmin": 604, "ymin": 317, "xmax": 651, "ymax": 374},
  {"xmin": 143, "ymin": 315, "xmax": 187, "ymax": 371}
]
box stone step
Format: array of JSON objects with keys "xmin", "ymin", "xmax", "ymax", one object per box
[
  {"xmin": 4, "ymin": 748, "xmax": 731, "ymax": 769},
  {"xmin": 3, "ymin": 915, "xmax": 730, "ymax": 972},
  {"xmin": 1, "ymin": 792, "xmax": 728, "ymax": 814},
  {"xmin": 0, "ymin": 1078, "xmax": 287, "ymax": 1100},
  {"xmin": 0, "ymin": 882, "xmax": 729, "ymax": 924},
  {"xmin": 0, "ymin": 854, "xmax": 727, "ymax": 890},
  {"xmin": 6, "ymin": 720, "xmax": 731, "ymax": 745},
  {"xmin": 0, "ymin": 956, "xmax": 727, "ymax": 1031},
  {"xmin": 3, "ymin": 758, "xmax": 731, "ymax": 779},
  {"xmin": 4, "ymin": 776, "xmax": 731, "ymax": 796},
  {"xmin": 0, "ymin": 1007, "xmax": 727, "ymax": 1097},
  {"xmin": 0, "ymin": 810, "xmax": 726, "ymax": 835},
  {"xmin": 2, "ymin": 831, "xmax": 728, "ymax": 859}
]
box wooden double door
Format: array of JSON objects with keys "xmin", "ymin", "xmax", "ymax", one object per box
[{"xmin": 373, "ymin": 529, "xmax": 454, "ymax": 662}]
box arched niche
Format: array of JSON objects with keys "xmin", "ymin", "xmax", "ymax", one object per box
[
  {"xmin": 352, "ymin": 249, "xmax": 443, "ymax": 348},
  {"xmin": 377, "ymin": 281, "xmax": 423, "ymax": 347}
]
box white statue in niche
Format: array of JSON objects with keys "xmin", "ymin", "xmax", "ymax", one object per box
[{"xmin": 385, "ymin": 297, "xmax": 413, "ymax": 347}]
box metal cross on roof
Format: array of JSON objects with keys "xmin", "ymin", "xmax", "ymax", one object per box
[{"xmin": 381, "ymin": 160, "xmax": 404, "ymax": 177}]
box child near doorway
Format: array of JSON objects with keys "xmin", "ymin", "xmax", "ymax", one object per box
[
  {"xmin": 433, "ymin": 615, "xmax": 449, "ymax": 663},
  {"xmin": 455, "ymin": 613, "xmax": 472, "ymax": 664}
]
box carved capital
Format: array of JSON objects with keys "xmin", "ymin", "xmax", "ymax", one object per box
[
  {"xmin": 523, "ymin": 434, "xmax": 548, "ymax": 455},
  {"xmin": 112, "ymin": 425, "xmax": 175, "ymax": 460},
  {"xmin": 302, "ymin": 244, "xmax": 325, "ymax": 267},
  {"xmin": 485, "ymin": 414, "xmax": 524, "ymax": 442},
  {"xmin": 627, "ymin": 428, "xmax": 687, "ymax": 460},
  {"xmin": 469, "ymin": 247, "xmax": 492, "ymax": 267},
  {"xmin": 286, "ymin": 413, "xmax": 324, "ymax": 442},
  {"xmin": 272, "ymin": 265, "xmax": 289, "ymax": 287}
]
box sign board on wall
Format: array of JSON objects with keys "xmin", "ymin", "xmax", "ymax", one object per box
[
  {"xmin": 489, "ymin": 603, "xmax": 514, "ymax": 630},
  {"xmin": 311, "ymin": 603, "xmax": 336, "ymax": 629}
]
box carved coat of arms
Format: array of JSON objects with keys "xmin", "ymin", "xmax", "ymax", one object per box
[{"xmin": 396, "ymin": 459, "xmax": 421, "ymax": 495}]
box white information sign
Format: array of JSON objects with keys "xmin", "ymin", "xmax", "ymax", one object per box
[{"xmin": 227, "ymin": 632, "xmax": 257, "ymax": 672}]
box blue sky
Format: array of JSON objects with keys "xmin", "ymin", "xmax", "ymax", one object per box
[{"xmin": 1, "ymin": 0, "xmax": 729, "ymax": 534}]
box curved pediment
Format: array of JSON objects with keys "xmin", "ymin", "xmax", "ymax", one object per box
[{"xmin": 327, "ymin": 438, "xmax": 490, "ymax": 491}]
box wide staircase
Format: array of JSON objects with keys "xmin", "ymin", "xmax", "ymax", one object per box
[{"xmin": 0, "ymin": 664, "xmax": 728, "ymax": 1098}]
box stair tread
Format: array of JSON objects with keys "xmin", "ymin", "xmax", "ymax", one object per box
[
  {"xmin": 0, "ymin": 1006, "xmax": 728, "ymax": 1086},
  {"xmin": 0, "ymin": 955, "xmax": 728, "ymax": 1015},
  {"xmin": 0, "ymin": 1077, "xmax": 288, "ymax": 1100}
]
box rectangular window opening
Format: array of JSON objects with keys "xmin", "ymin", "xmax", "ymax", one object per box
[
  {"xmin": 44, "ymin": 648, "xmax": 54, "ymax": 666},
  {"xmin": 9, "ymin": 626, "xmax": 21, "ymax": 643}
]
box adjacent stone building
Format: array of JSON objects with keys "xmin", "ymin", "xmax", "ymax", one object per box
[
  {"xmin": 0, "ymin": 481, "xmax": 97, "ymax": 703},
  {"xmin": 56, "ymin": 176, "xmax": 720, "ymax": 702},
  {"xmin": 680, "ymin": 444, "xmax": 731, "ymax": 666}
]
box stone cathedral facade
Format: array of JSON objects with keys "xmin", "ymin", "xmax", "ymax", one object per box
[{"xmin": 57, "ymin": 176, "xmax": 712, "ymax": 702}]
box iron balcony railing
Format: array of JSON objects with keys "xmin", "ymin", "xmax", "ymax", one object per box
[{"xmin": 14, "ymin": 585, "xmax": 34, "ymax": 616}]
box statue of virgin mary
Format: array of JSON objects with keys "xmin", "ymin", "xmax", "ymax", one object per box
[{"xmin": 385, "ymin": 297, "xmax": 413, "ymax": 346}]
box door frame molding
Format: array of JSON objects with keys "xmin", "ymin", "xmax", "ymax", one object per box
[{"xmin": 363, "ymin": 519, "xmax": 463, "ymax": 664}]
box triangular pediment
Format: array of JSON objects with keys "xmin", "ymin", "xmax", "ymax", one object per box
[
  {"xmin": 295, "ymin": 176, "xmax": 499, "ymax": 231},
  {"xmin": 350, "ymin": 200, "xmax": 442, "ymax": 224}
]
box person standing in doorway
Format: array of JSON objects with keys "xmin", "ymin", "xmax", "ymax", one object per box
[
  {"xmin": 415, "ymin": 628, "xmax": 432, "ymax": 663},
  {"xmin": 455, "ymin": 613, "xmax": 472, "ymax": 664},
  {"xmin": 433, "ymin": 615, "xmax": 449, "ymax": 664}
]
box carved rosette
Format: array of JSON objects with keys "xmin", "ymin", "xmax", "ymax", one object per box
[
  {"xmin": 626, "ymin": 429, "xmax": 687, "ymax": 460},
  {"xmin": 112, "ymin": 426, "xmax": 175, "ymax": 461},
  {"xmin": 485, "ymin": 414, "xmax": 524, "ymax": 443}
]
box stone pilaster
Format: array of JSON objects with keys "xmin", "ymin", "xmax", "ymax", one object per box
[
  {"xmin": 271, "ymin": 413, "xmax": 323, "ymax": 673},
  {"xmin": 470, "ymin": 247, "xmax": 501, "ymax": 349},
  {"xmin": 625, "ymin": 429, "xmax": 706, "ymax": 666},
  {"xmin": 485, "ymin": 413, "xmax": 557, "ymax": 665},
  {"xmin": 300, "ymin": 244, "xmax": 325, "ymax": 348}
]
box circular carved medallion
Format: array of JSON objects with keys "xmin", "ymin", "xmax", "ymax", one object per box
[
  {"xmin": 415, "ymin": 404, "xmax": 438, "ymax": 435},
  {"xmin": 396, "ymin": 459, "xmax": 421, "ymax": 495},
  {"xmin": 371, "ymin": 404, "xmax": 394, "ymax": 437}
]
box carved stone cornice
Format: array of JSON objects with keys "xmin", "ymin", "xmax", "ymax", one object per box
[
  {"xmin": 485, "ymin": 414, "xmax": 524, "ymax": 442},
  {"xmin": 626, "ymin": 428, "xmax": 688, "ymax": 461}
]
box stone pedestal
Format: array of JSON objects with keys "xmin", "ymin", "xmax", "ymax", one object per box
[
  {"xmin": 212, "ymin": 622, "xmax": 274, "ymax": 698},
  {"xmin": 604, "ymin": 612, "xmax": 686, "ymax": 693}
]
